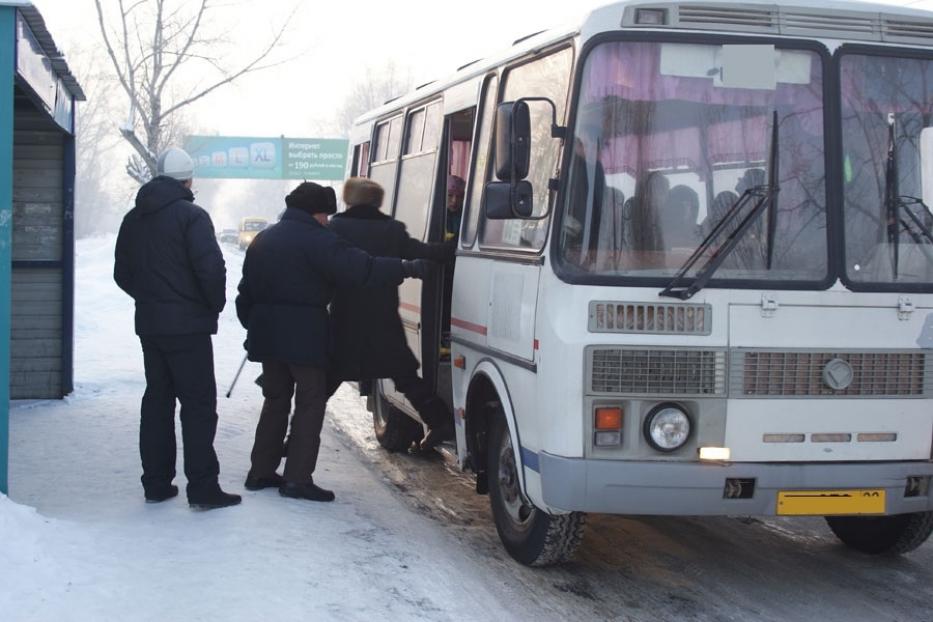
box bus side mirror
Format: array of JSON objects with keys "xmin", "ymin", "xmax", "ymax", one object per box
[
  {"xmin": 483, "ymin": 180, "xmax": 534, "ymax": 220},
  {"xmin": 495, "ymin": 101, "xmax": 531, "ymax": 182}
]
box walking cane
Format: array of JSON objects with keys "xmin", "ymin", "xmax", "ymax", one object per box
[{"xmin": 226, "ymin": 353, "xmax": 249, "ymax": 398}]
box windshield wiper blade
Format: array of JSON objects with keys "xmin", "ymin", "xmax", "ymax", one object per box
[{"xmin": 660, "ymin": 111, "xmax": 781, "ymax": 300}]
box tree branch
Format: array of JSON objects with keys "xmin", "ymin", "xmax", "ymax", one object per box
[
  {"xmin": 157, "ymin": 0, "xmax": 209, "ymax": 98},
  {"xmin": 161, "ymin": 13, "xmax": 292, "ymax": 119},
  {"xmin": 93, "ymin": 0, "xmax": 150, "ymax": 129}
]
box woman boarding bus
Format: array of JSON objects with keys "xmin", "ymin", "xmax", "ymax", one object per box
[{"xmin": 346, "ymin": 0, "xmax": 933, "ymax": 565}]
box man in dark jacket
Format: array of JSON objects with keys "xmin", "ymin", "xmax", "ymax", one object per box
[
  {"xmin": 114, "ymin": 147, "xmax": 240, "ymax": 510},
  {"xmin": 236, "ymin": 182, "xmax": 428, "ymax": 502},
  {"xmin": 329, "ymin": 177, "xmax": 455, "ymax": 451}
]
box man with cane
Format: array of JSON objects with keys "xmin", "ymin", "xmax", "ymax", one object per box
[{"xmin": 236, "ymin": 182, "xmax": 430, "ymax": 502}]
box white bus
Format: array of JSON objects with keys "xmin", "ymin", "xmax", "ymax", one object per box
[{"xmin": 346, "ymin": 0, "xmax": 933, "ymax": 566}]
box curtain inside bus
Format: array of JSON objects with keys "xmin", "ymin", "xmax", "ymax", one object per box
[{"xmin": 558, "ymin": 41, "xmax": 827, "ymax": 283}]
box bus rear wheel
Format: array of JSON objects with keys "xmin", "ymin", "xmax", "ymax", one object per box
[
  {"xmin": 372, "ymin": 382, "xmax": 422, "ymax": 452},
  {"xmin": 487, "ymin": 414, "xmax": 585, "ymax": 566},
  {"xmin": 826, "ymin": 511, "xmax": 933, "ymax": 555}
]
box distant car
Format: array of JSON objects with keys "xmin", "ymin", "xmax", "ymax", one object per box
[
  {"xmin": 238, "ymin": 218, "xmax": 268, "ymax": 250},
  {"xmin": 218, "ymin": 229, "xmax": 238, "ymax": 244}
]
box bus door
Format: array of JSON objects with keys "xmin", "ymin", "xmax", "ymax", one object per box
[{"xmin": 386, "ymin": 101, "xmax": 444, "ymax": 415}]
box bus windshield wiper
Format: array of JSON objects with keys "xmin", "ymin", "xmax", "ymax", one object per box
[
  {"xmin": 885, "ymin": 114, "xmax": 933, "ymax": 279},
  {"xmin": 660, "ymin": 111, "xmax": 781, "ymax": 300}
]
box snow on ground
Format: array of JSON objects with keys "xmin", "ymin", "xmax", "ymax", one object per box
[{"xmin": 2, "ymin": 235, "xmax": 538, "ymax": 622}]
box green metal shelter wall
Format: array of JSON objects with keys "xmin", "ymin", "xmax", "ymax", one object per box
[{"xmin": 1, "ymin": 6, "xmax": 15, "ymax": 495}]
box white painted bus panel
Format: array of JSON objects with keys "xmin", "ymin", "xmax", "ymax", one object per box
[
  {"xmin": 485, "ymin": 263, "xmax": 540, "ymax": 362},
  {"xmin": 726, "ymin": 400, "xmax": 933, "ymax": 462}
]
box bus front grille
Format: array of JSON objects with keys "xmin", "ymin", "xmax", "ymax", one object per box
[
  {"xmin": 731, "ymin": 350, "xmax": 932, "ymax": 398},
  {"xmin": 589, "ymin": 347, "xmax": 727, "ymax": 396},
  {"xmin": 589, "ymin": 302, "xmax": 712, "ymax": 335}
]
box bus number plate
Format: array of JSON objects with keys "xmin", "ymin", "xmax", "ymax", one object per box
[{"xmin": 776, "ymin": 489, "xmax": 886, "ymax": 516}]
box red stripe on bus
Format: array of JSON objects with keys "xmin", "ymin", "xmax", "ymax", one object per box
[
  {"xmin": 534, "ymin": 339, "xmax": 539, "ymax": 350},
  {"xmin": 451, "ymin": 317, "xmax": 488, "ymax": 336},
  {"xmin": 399, "ymin": 302, "xmax": 420, "ymax": 314}
]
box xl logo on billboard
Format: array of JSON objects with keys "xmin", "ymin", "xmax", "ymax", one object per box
[{"xmin": 250, "ymin": 143, "xmax": 277, "ymax": 169}]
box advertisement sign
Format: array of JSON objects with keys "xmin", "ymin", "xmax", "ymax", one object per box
[
  {"xmin": 283, "ymin": 138, "xmax": 349, "ymax": 180},
  {"xmin": 185, "ymin": 136, "xmax": 348, "ymax": 181},
  {"xmin": 185, "ymin": 136, "xmax": 283, "ymax": 180}
]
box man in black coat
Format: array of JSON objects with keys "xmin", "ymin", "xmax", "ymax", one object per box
[
  {"xmin": 114, "ymin": 147, "xmax": 240, "ymax": 510},
  {"xmin": 236, "ymin": 182, "xmax": 428, "ymax": 502},
  {"xmin": 329, "ymin": 177, "xmax": 455, "ymax": 451}
]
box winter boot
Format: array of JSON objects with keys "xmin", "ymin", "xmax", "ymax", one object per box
[
  {"xmin": 188, "ymin": 486, "xmax": 242, "ymax": 511},
  {"xmin": 244, "ymin": 472, "xmax": 285, "ymax": 491},
  {"xmin": 145, "ymin": 484, "xmax": 179, "ymax": 504},
  {"xmin": 279, "ymin": 479, "xmax": 335, "ymax": 502},
  {"xmin": 420, "ymin": 422, "xmax": 455, "ymax": 452}
]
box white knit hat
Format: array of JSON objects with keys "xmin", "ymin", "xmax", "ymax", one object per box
[{"xmin": 157, "ymin": 147, "xmax": 195, "ymax": 180}]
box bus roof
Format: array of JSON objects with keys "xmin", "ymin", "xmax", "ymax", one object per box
[{"xmin": 351, "ymin": 0, "xmax": 933, "ymax": 129}]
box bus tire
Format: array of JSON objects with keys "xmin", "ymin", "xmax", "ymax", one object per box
[
  {"xmin": 826, "ymin": 511, "xmax": 933, "ymax": 555},
  {"xmin": 372, "ymin": 383, "xmax": 422, "ymax": 452},
  {"xmin": 487, "ymin": 413, "xmax": 585, "ymax": 566}
]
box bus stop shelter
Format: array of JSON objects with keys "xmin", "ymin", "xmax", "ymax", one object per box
[{"xmin": 0, "ymin": 1, "xmax": 84, "ymax": 494}]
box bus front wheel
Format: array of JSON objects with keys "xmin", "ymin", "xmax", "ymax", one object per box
[
  {"xmin": 826, "ymin": 511, "xmax": 933, "ymax": 555},
  {"xmin": 487, "ymin": 414, "xmax": 585, "ymax": 566},
  {"xmin": 372, "ymin": 382, "xmax": 422, "ymax": 452}
]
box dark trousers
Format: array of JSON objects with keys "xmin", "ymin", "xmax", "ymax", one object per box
[
  {"xmin": 250, "ymin": 361, "xmax": 327, "ymax": 484},
  {"xmin": 326, "ymin": 373, "xmax": 449, "ymax": 428},
  {"xmin": 139, "ymin": 335, "xmax": 220, "ymax": 497}
]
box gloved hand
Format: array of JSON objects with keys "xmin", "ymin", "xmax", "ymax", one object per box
[{"xmin": 402, "ymin": 258, "xmax": 432, "ymax": 279}]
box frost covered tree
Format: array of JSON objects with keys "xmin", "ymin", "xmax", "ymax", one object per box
[
  {"xmin": 334, "ymin": 62, "xmax": 414, "ymax": 137},
  {"xmin": 93, "ymin": 0, "xmax": 296, "ymax": 184}
]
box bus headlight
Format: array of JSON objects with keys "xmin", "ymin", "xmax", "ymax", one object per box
[{"xmin": 644, "ymin": 403, "xmax": 691, "ymax": 452}]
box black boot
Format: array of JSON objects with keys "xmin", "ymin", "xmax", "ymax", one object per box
[
  {"xmin": 145, "ymin": 484, "xmax": 179, "ymax": 503},
  {"xmin": 279, "ymin": 480, "xmax": 335, "ymax": 502},
  {"xmin": 244, "ymin": 472, "xmax": 285, "ymax": 491},
  {"xmin": 188, "ymin": 486, "xmax": 242, "ymax": 510},
  {"xmin": 420, "ymin": 422, "xmax": 454, "ymax": 452}
]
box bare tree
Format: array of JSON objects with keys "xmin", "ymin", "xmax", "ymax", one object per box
[
  {"xmin": 93, "ymin": 0, "xmax": 297, "ymax": 184},
  {"xmin": 67, "ymin": 44, "xmax": 135, "ymax": 237},
  {"xmin": 334, "ymin": 62, "xmax": 414, "ymax": 137}
]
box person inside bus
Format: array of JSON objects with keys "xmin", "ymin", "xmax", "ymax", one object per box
[
  {"xmin": 662, "ymin": 185, "xmax": 701, "ymax": 251},
  {"xmin": 629, "ymin": 171, "xmax": 669, "ymax": 257},
  {"xmin": 328, "ymin": 177, "xmax": 456, "ymax": 452},
  {"xmin": 564, "ymin": 137, "xmax": 607, "ymax": 265},
  {"xmin": 446, "ymin": 175, "xmax": 466, "ymax": 240}
]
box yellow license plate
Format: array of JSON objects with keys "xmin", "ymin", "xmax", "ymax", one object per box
[{"xmin": 776, "ymin": 489, "xmax": 886, "ymax": 516}]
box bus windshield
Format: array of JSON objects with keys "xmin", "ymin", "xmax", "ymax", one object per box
[
  {"xmin": 558, "ymin": 41, "xmax": 828, "ymax": 284},
  {"xmin": 841, "ymin": 52, "xmax": 933, "ymax": 286}
]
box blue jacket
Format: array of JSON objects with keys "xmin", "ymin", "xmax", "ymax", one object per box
[
  {"xmin": 235, "ymin": 207, "xmax": 406, "ymax": 367},
  {"xmin": 114, "ymin": 176, "xmax": 226, "ymax": 336}
]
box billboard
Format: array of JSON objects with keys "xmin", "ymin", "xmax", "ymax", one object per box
[{"xmin": 185, "ymin": 135, "xmax": 349, "ymax": 181}]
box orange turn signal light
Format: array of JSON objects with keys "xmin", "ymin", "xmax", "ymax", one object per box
[{"xmin": 595, "ymin": 407, "xmax": 623, "ymax": 431}]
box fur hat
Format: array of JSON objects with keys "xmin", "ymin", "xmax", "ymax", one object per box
[
  {"xmin": 286, "ymin": 182, "xmax": 337, "ymax": 215},
  {"xmin": 343, "ymin": 177, "xmax": 384, "ymax": 208}
]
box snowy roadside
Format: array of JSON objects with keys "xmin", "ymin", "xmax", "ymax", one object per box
[{"xmin": 2, "ymin": 235, "xmax": 552, "ymax": 622}]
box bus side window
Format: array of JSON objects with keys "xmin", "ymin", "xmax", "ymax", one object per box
[
  {"xmin": 480, "ymin": 47, "xmax": 573, "ymax": 251},
  {"xmin": 462, "ymin": 75, "xmax": 499, "ymax": 248},
  {"xmin": 370, "ymin": 115, "xmax": 404, "ymax": 209},
  {"xmin": 351, "ymin": 141, "xmax": 370, "ymax": 177},
  {"xmin": 394, "ymin": 102, "xmax": 442, "ymax": 240}
]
